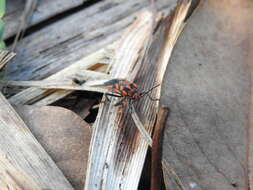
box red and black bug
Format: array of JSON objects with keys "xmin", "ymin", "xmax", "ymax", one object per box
[{"xmin": 101, "ymin": 78, "xmax": 159, "ymax": 106}]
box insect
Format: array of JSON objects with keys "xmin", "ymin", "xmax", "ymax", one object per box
[{"xmin": 101, "ymin": 78, "xmax": 160, "ymax": 106}]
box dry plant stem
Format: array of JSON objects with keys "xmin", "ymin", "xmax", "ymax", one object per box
[
  {"xmin": 0, "ymin": 51, "xmax": 16, "ymax": 92},
  {"xmin": 0, "ymin": 77, "xmax": 108, "ymax": 93},
  {"xmin": 163, "ymin": 172, "xmax": 172, "ymax": 190},
  {"xmin": 6, "ymin": 0, "xmax": 176, "ymax": 82},
  {"xmin": 12, "ymin": 0, "xmax": 38, "ymax": 51},
  {"xmin": 84, "ymin": 0, "xmax": 194, "ymax": 189},
  {"xmin": 0, "ymin": 51, "xmax": 16, "ymax": 70},
  {"xmin": 8, "ymin": 44, "xmax": 116, "ymax": 105},
  {"xmin": 84, "ymin": 10, "xmax": 156, "ymax": 190},
  {"xmin": 0, "ymin": 92, "xmax": 73, "ymax": 189},
  {"xmin": 4, "ymin": 0, "xmax": 88, "ymax": 40},
  {"xmin": 162, "ymin": 160, "xmax": 186, "ymax": 190},
  {"xmin": 151, "ymin": 106, "xmax": 169, "ymax": 190}
]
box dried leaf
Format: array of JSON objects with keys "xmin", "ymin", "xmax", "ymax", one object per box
[{"xmin": 15, "ymin": 105, "xmax": 91, "ymax": 190}]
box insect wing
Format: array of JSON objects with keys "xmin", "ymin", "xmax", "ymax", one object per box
[
  {"xmin": 102, "ymin": 79, "xmax": 120, "ymax": 89},
  {"xmin": 102, "ymin": 79, "xmax": 139, "ymax": 97}
]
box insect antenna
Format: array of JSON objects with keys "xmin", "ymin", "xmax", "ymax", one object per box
[{"xmin": 140, "ymin": 84, "xmax": 160, "ymax": 100}]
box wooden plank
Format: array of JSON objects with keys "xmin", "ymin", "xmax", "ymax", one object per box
[
  {"xmin": 0, "ymin": 92, "xmax": 73, "ymax": 189},
  {"xmin": 4, "ymin": 0, "xmax": 176, "ymax": 81},
  {"xmin": 84, "ymin": 0, "xmax": 193, "ymax": 189},
  {"xmin": 4, "ymin": 0, "xmax": 88, "ymax": 39}
]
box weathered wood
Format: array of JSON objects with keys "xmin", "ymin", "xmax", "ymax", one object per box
[
  {"xmin": 10, "ymin": 0, "xmax": 38, "ymax": 51},
  {"xmin": 15, "ymin": 105, "xmax": 91, "ymax": 190},
  {"xmin": 8, "ymin": 47, "xmax": 113, "ymax": 105},
  {"xmin": 0, "ymin": 50, "xmax": 15, "ymax": 70},
  {"xmin": 5, "ymin": 0, "xmax": 177, "ymax": 106},
  {"xmin": 0, "ymin": 70, "xmax": 109, "ymax": 93},
  {"xmin": 0, "ymin": 92, "xmax": 73, "ymax": 189},
  {"xmin": 84, "ymin": 1, "xmax": 193, "ymax": 189},
  {"xmin": 4, "ymin": 0, "xmax": 176, "ymax": 81},
  {"xmin": 0, "ymin": 153, "xmax": 41, "ymax": 190},
  {"xmin": 85, "ymin": 10, "xmax": 156, "ymax": 190},
  {"xmin": 4, "ymin": 0, "xmax": 88, "ymax": 39},
  {"xmin": 161, "ymin": 0, "xmax": 250, "ymax": 189}
]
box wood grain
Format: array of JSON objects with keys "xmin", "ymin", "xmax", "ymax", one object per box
[
  {"xmin": 0, "ymin": 71, "xmax": 109, "ymax": 93},
  {"xmin": 0, "ymin": 92, "xmax": 73, "ymax": 189},
  {"xmin": 4, "ymin": 0, "xmax": 176, "ymax": 81},
  {"xmin": 8, "ymin": 48, "xmax": 112, "ymax": 105},
  {"xmin": 15, "ymin": 105, "xmax": 91, "ymax": 190},
  {"xmin": 4, "ymin": 0, "xmax": 88, "ymax": 39},
  {"xmin": 5, "ymin": 0, "xmax": 177, "ymax": 106},
  {"xmin": 0, "ymin": 50, "xmax": 15, "ymax": 70},
  {"xmin": 84, "ymin": 1, "xmax": 193, "ymax": 189},
  {"xmin": 0, "ymin": 153, "xmax": 41, "ymax": 190},
  {"xmin": 85, "ymin": 10, "xmax": 156, "ymax": 190}
]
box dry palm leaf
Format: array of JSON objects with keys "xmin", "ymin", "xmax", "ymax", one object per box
[
  {"xmin": 84, "ymin": 1, "xmax": 197, "ymax": 189},
  {"xmin": 0, "ymin": 50, "xmax": 15, "ymax": 70}
]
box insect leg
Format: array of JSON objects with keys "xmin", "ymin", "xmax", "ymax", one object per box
[
  {"xmin": 105, "ymin": 93, "xmax": 122, "ymax": 98},
  {"xmin": 105, "ymin": 94, "xmax": 111, "ymax": 101},
  {"xmin": 114, "ymin": 97, "xmax": 126, "ymax": 106},
  {"xmin": 101, "ymin": 93, "xmax": 122, "ymax": 104},
  {"xmin": 140, "ymin": 92, "xmax": 159, "ymax": 101}
]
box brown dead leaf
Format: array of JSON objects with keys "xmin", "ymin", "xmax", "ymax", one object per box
[
  {"xmin": 161, "ymin": 0, "xmax": 253, "ymax": 189},
  {"xmin": 52, "ymin": 95, "xmax": 96, "ymax": 120},
  {"xmin": 14, "ymin": 105, "xmax": 91, "ymax": 190}
]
